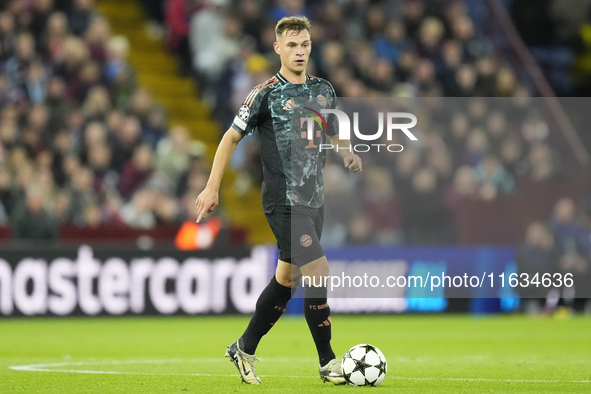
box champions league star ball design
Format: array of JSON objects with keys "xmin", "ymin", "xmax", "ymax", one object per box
[
  {"xmin": 341, "ymin": 344, "xmax": 387, "ymax": 387},
  {"xmin": 238, "ymin": 105, "xmax": 250, "ymax": 121}
]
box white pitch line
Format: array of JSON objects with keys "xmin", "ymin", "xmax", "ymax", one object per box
[
  {"xmin": 8, "ymin": 359, "xmax": 591, "ymax": 384},
  {"xmin": 390, "ymin": 376, "xmax": 591, "ymax": 384}
]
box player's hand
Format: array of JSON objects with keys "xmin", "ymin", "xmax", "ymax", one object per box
[
  {"xmin": 343, "ymin": 154, "xmax": 362, "ymax": 173},
  {"xmin": 195, "ymin": 187, "xmax": 219, "ymax": 223}
]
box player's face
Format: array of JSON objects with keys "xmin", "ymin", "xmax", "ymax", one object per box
[{"xmin": 274, "ymin": 29, "xmax": 311, "ymax": 74}]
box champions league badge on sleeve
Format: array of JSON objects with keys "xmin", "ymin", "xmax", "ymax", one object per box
[
  {"xmin": 233, "ymin": 105, "xmax": 250, "ymax": 130},
  {"xmin": 238, "ymin": 105, "xmax": 250, "ymax": 121}
]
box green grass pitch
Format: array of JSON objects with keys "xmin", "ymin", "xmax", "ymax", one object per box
[{"xmin": 1, "ymin": 314, "xmax": 590, "ymax": 393}]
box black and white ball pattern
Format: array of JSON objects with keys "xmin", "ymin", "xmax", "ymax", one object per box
[
  {"xmin": 238, "ymin": 105, "xmax": 250, "ymax": 121},
  {"xmin": 341, "ymin": 344, "xmax": 387, "ymax": 386}
]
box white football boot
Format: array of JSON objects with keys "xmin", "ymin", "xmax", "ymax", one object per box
[
  {"xmin": 225, "ymin": 341, "xmax": 262, "ymax": 385},
  {"xmin": 319, "ymin": 358, "xmax": 346, "ymax": 385}
]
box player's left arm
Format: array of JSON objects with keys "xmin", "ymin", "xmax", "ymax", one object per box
[{"xmin": 327, "ymin": 133, "xmax": 362, "ymax": 173}]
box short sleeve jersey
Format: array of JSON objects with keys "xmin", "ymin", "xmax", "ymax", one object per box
[{"xmin": 231, "ymin": 73, "xmax": 338, "ymax": 214}]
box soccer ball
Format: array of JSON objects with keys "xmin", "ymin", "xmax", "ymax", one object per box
[{"xmin": 341, "ymin": 344, "xmax": 387, "ymax": 386}]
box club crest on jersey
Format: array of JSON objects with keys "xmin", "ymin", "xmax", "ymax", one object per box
[
  {"xmin": 238, "ymin": 105, "xmax": 250, "ymax": 121},
  {"xmin": 300, "ymin": 234, "xmax": 313, "ymax": 247}
]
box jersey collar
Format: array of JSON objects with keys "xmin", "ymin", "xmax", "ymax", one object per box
[
  {"xmin": 276, "ymin": 72, "xmax": 310, "ymax": 84},
  {"xmin": 276, "ymin": 72, "xmax": 288, "ymax": 83}
]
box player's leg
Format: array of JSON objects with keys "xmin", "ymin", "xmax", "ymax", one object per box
[
  {"xmin": 239, "ymin": 260, "xmax": 301, "ymax": 354},
  {"xmin": 299, "ymin": 256, "xmax": 344, "ymax": 385},
  {"xmin": 293, "ymin": 207, "xmax": 345, "ymax": 385},
  {"xmin": 225, "ymin": 260, "xmax": 298, "ymax": 385},
  {"xmin": 300, "ymin": 255, "xmax": 335, "ymax": 363},
  {"xmin": 226, "ymin": 206, "xmax": 298, "ymax": 384}
]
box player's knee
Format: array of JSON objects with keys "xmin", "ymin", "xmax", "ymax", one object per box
[
  {"xmin": 276, "ymin": 272, "xmax": 302, "ymax": 289},
  {"xmin": 292, "ymin": 275, "xmax": 302, "ymax": 288},
  {"xmin": 301, "ymin": 257, "xmax": 329, "ymax": 278},
  {"xmin": 308, "ymin": 266, "xmax": 329, "ymax": 279}
]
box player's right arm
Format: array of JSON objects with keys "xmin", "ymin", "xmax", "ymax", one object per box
[
  {"xmin": 195, "ymin": 127, "xmax": 244, "ymax": 223},
  {"xmin": 196, "ymin": 79, "xmax": 271, "ymax": 221}
]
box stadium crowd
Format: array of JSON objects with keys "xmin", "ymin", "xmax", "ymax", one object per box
[
  {"xmin": 0, "ymin": 0, "xmax": 210, "ymax": 239},
  {"xmin": 0, "ymin": 0, "xmax": 585, "ymax": 247},
  {"xmin": 162, "ymin": 0, "xmax": 576, "ymax": 246}
]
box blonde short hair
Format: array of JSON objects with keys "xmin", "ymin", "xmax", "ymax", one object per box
[{"xmin": 275, "ymin": 16, "xmax": 311, "ymax": 38}]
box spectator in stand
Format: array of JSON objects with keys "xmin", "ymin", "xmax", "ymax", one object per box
[
  {"xmin": 105, "ymin": 35, "xmax": 135, "ymax": 107},
  {"xmin": 190, "ymin": 0, "xmax": 240, "ymax": 102},
  {"xmin": 544, "ymin": 198, "xmax": 590, "ymax": 313},
  {"xmin": 322, "ymin": 2, "xmax": 347, "ymax": 41},
  {"xmin": 80, "ymin": 200, "xmax": 103, "ymax": 228},
  {"xmin": 155, "ymin": 125, "xmax": 191, "ymax": 183},
  {"xmin": 11, "ymin": 185, "xmax": 58, "ymax": 240},
  {"xmin": 417, "ymin": 17, "xmax": 445, "ymax": 61},
  {"xmin": 55, "ymin": 36, "xmax": 90, "ymax": 100},
  {"xmin": 517, "ymin": 221, "xmax": 559, "ymax": 314},
  {"xmin": 79, "ymin": 120, "xmax": 106, "ymax": 161},
  {"xmin": 102, "ymin": 190, "xmax": 124, "ymax": 226},
  {"xmin": 227, "ymin": 52, "xmax": 271, "ymax": 122},
  {"xmin": 462, "ymin": 128, "xmax": 489, "ymax": 166},
  {"xmin": 74, "ymin": 59, "xmax": 102, "ymax": 102},
  {"xmin": 51, "ymin": 129, "xmax": 73, "ymax": 186},
  {"xmin": 238, "ymin": 0, "xmax": 267, "ymax": 41},
  {"xmin": 269, "ymin": 0, "xmax": 309, "ymax": 21},
  {"xmin": 141, "ymin": 104, "xmax": 168, "ymax": 149},
  {"xmin": 67, "ymin": 165, "xmax": 97, "ymax": 224},
  {"xmin": 374, "ymin": 19, "xmax": 407, "ymax": 64},
  {"xmin": 118, "ymin": 144, "xmax": 154, "ymax": 200},
  {"xmin": 84, "ymin": 15, "xmax": 110, "ymax": 63},
  {"xmin": 43, "ymin": 11, "xmax": 69, "ymax": 62},
  {"xmin": 68, "ymin": 0, "xmax": 95, "ymax": 36},
  {"xmin": 446, "ymin": 165, "xmax": 478, "ymax": 211},
  {"xmin": 495, "ymin": 66, "xmax": 519, "ymax": 97},
  {"xmin": 175, "ymin": 141, "xmax": 207, "ymax": 198},
  {"xmin": 153, "ymin": 192, "xmax": 181, "ymax": 225},
  {"xmin": 449, "ymin": 63, "xmax": 477, "ymax": 96},
  {"xmin": 5, "ymin": 32, "xmax": 37, "ymax": 88},
  {"xmin": 473, "ymin": 155, "xmax": 515, "ymax": 200},
  {"xmin": 368, "ymin": 58, "xmax": 396, "ymax": 93},
  {"xmin": 0, "ymin": 164, "xmax": 13, "ymax": 212},
  {"xmin": 580, "ymin": 197, "xmax": 591, "ymax": 255},
  {"xmin": 527, "ymin": 143, "xmax": 557, "ymax": 181},
  {"xmin": 120, "ymin": 188, "xmax": 156, "ymax": 229},
  {"xmin": 31, "ymin": 0, "xmax": 54, "ymax": 43},
  {"xmin": 139, "ymin": 0, "xmax": 166, "ymax": 39},
  {"xmin": 0, "ymin": 11, "xmax": 17, "ymax": 59},
  {"xmin": 23, "ymin": 59, "xmax": 49, "ymax": 105},
  {"xmin": 52, "ymin": 189, "xmax": 72, "ymax": 224},
  {"xmin": 35, "ymin": 164, "xmax": 59, "ymax": 208},
  {"xmin": 499, "ymin": 135, "xmax": 527, "ymax": 177},
  {"xmin": 111, "ymin": 115, "xmax": 141, "ymax": 172},
  {"xmin": 549, "ymin": 198, "xmax": 585, "ymax": 255},
  {"xmin": 129, "ymin": 87, "xmax": 152, "ymax": 125},
  {"xmin": 401, "ymin": 166, "xmax": 454, "ymax": 244},
  {"xmin": 361, "ymin": 167, "xmax": 402, "ymax": 245},
  {"xmin": 87, "ymin": 143, "xmax": 115, "ymax": 196},
  {"xmin": 165, "ymin": 0, "xmax": 201, "ymax": 76},
  {"xmin": 346, "ymin": 211, "xmax": 375, "ymax": 245},
  {"xmin": 82, "ymin": 85, "xmax": 110, "ymax": 122},
  {"xmin": 45, "ymin": 76, "xmax": 69, "ymax": 133}
]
